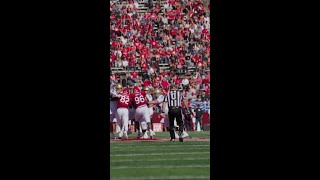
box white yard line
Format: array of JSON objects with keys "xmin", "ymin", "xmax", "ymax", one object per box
[
  {"xmin": 110, "ymin": 152, "xmax": 210, "ymax": 157},
  {"xmin": 111, "ymin": 165, "xmax": 210, "ymax": 170},
  {"xmin": 111, "ymin": 148, "xmax": 209, "ymax": 152},
  {"xmin": 110, "ymin": 157, "xmax": 209, "ymax": 162},
  {"xmin": 111, "ymin": 176, "xmax": 210, "ymax": 180},
  {"xmin": 111, "ymin": 145, "xmax": 210, "ymax": 148}
]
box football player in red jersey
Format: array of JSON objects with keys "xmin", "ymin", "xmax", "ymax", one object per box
[
  {"xmin": 115, "ymin": 87, "xmax": 131, "ymax": 140},
  {"xmin": 130, "ymin": 86, "xmax": 153, "ymax": 138}
]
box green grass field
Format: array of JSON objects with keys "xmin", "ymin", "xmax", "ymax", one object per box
[{"xmin": 110, "ymin": 131, "xmax": 211, "ymax": 180}]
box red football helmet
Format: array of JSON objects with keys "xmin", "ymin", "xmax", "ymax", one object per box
[
  {"xmin": 123, "ymin": 87, "xmax": 130, "ymax": 94},
  {"xmin": 133, "ymin": 86, "xmax": 140, "ymax": 94}
]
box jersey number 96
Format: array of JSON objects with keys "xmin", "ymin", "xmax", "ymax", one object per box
[{"xmin": 134, "ymin": 95, "xmax": 145, "ymax": 104}]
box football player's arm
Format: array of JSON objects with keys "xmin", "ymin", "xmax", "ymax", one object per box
[
  {"xmin": 146, "ymin": 95, "xmax": 153, "ymax": 107},
  {"xmin": 161, "ymin": 101, "xmax": 167, "ymax": 114},
  {"xmin": 110, "ymin": 89, "xmax": 120, "ymax": 98},
  {"xmin": 148, "ymin": 94, "xmax": 165, "ymax": 105},
  {"xmin": 148, "ymin": 100, "xmax": 159, "ymax": 104}
]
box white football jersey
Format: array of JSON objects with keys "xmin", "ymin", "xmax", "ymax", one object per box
[
  {"xmin": 157, "ymin": 94, "xmax": 168, "ymax": 114},
  {"xmin": 146, "ymin": 94, "xmax": 153, "ymax": 102},
  {"xmin": 110, "ymin": 87, "xmax": 118, "ymax": 98},
  {"xmin": 146, "ymin": 94, "xmax": 154, "ymax": 114}
]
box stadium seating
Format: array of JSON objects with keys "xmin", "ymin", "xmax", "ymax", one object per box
[{"xmin": 110, "ymin": 0, "xmax": 211, "ymax": 130}]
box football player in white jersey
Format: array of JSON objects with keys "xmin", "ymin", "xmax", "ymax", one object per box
[
  {"xmin": 153, "ymin": 89, "xmax": 168, "ymax": 129},
  {"xmin": 110, "ymin": 82, "xmax": 118, "ymax": 139},
  {"xmin": 110, "ymin": 83, "xmax": 122, "ymax": 139},
  {"xmin": 143, "ymin": 86, "xmax": 156, "ymax": 138}
]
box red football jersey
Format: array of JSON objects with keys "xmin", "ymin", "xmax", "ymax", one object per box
[
  {"xmin": 130, "ymin": 91, "xmax": 147, "ymax": 108},
  {"xmin": 117, "ymin": 92, "xmax": 131, "ymax": 108}
]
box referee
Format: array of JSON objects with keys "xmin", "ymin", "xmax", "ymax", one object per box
[{"xmin": 148, "ymin": 84, "xmax": 188, "ymax": 142}]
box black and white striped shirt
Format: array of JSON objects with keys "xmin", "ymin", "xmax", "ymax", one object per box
[{"xmin": 164, "ymin": 90, "xmax": 184, "ymax": 108}]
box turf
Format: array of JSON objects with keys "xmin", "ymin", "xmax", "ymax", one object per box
[{"xmin": 110, "ymin": 131, "xmax": 211, "ymax": 180}]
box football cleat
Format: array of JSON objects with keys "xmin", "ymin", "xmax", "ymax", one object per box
[
  {"xmin": 178, "ymin": 131, "xmax": 184, "ymax": 142},
  {"xmin": 149, "ymin": 130, "xmax": 156, "ymax": 139},
  {"xmin": 149, "ymin": 130, "xmax": 156, "ymax": 136},
  {"xmin": 175, "ymin": 131, "xmax": 180, "ymax": 139},
  {"xmin": 182, "ymin": 131, "xmax": 189, "ymax": 138},
  {"xmin": 123, "ymin": 132, "xmax": 128, "ymax": 140},
  {"xmin": 170, "ymin": 139, "xmax": 175, "ymax": 142},
  {"xmin": 142, "ymin": 132, "xmax": 149, "ymax": 139}
]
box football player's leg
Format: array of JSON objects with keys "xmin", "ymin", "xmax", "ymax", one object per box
[
  {"xmin": 192, "ymin": 117, "xmax": 196, "ymax": 131},
  {"xmin": 143, "ymin": 108, "xmax": 155, "ymax": 136},
  {"xmin": 111, "ymin": 101, "xmax": 119, "ymax": 132},
  {"xmin": 140, "ymin": 120, "xmax": 149, "ymax": 138},
  {"xmin": 160, "ymin": 116, "xmax": 165, "ymax": 131},
  {"xmin": 111, "ymin": 112, "xmax": 117, "ymax": 133},
  {"xmin": 148, "ymin": 108, "xmax": 155, "ymax": 131},
  {"xmin": 143, "ymin": 108, "xmax": 151, "ymax": 130},
  {"xmin": 134, "ymin": 110, "xmax": 143, "ymax": 137},
  {"xmin": 176, "ymin": 109, "xmax": 184, "ymax": 134},
  {"xmin": 134, "ymin": 119, "xmax": 139, "ymax": 133},
  {"xmin": 168, "ymin": 111, "xmax": 176, "ymax": 140},
  {"xmin": 176, "ymin": 110, "xmax": 184, "ymax": 142},
  {"xmin": 122, "ymin": 109, "xmax": 129, "ymax": 139},
  {"xmin": 127, "ymin": 119, "xmax": 132, "ymax": 135},
  {"xmin": 164, "ymin": 115, "xmax": 170, "ymax": 132},
  {"xmin": 110, "ymin": 111, "xmax": 115, "ymax": 139},
  {"xmin": 115, "ymin": 110, "xmax": 122, "ymax": 138},
  {"xmin": 199, "ymin": 117, "xmax": 203, "ymax": 131}
]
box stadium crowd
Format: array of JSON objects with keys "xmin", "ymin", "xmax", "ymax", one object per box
[{"xmin": 110, "ymin": 0, "xmax": 211, "ymax": 136}]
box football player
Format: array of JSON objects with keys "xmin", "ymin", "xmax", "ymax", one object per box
[
  {"xmin": 154, "ymin": 89, "xmax": 169, "ymax": 131},
  {"xmin": 130, "ymin": 86, "xmax": 153, "ymax": 138},
  {"xmin": 112, "ymin": 84, "xmax": 123, "ymax": 136},
  {"xmin": 143, "ymin": 86, "xmax": 156, "ymax": 138},
  {"xmin": 110, "ymin": 83, "xmax": 121, "ymax": 139},
  {"xmin": 115, "ymin": 87, "xmax": 131, "ymax": 140}
]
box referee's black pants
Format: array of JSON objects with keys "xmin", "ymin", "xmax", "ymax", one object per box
[{"xmin": 168, "ymin": 107, "xmax": 184, "ymax": 140}]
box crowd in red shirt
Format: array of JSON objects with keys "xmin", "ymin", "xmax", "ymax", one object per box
[{"xmin": 110, "ymin": 0, "xmax": 211, "ymax": 100}]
